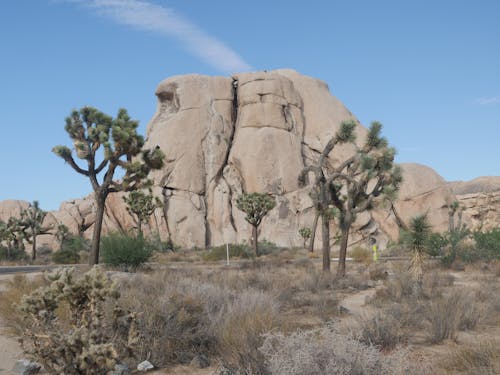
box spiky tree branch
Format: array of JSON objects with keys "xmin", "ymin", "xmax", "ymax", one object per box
[{"xmin": 53, "ymin": 107, "xmax": 164, "ymax": 265}]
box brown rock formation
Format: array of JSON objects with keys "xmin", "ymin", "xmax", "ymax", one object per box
[{"xmin": 1, "ymin": 70, "xmax": 464, "ymax": 252}]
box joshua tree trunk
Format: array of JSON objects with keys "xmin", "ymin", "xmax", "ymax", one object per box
[
  {"xmin": 252, "ymin": 225, "xmax": 259, "ymax": 257},
  {"xmin": 90, "ymin": 193, "xmax": 107, "ymax": 265},
  {"xmin": 309, "ymin": 212, "xmax": 319, "ymax": 252},
  {"xmin": 321, "ymin": 214, "xmax": 330, "ymax": 272},
  {"xmin": 137, "ymin": 219, "xmax": 143, "ymax": 238},
  {"xmin": 337, "ymin": 226, "xmax": 350, "ymax": 278},
  {"xmin": 32, "ymin": 234, "xmax": 37, "ymax": 261}
]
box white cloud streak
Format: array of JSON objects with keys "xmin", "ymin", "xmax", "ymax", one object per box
[
  {"xmin": 476, "ymin": 96, "xmax": 500, "ymax": 105},
  {"xmin": 61, "ymin": 0, "xmax": 252, "ymax": 73}
]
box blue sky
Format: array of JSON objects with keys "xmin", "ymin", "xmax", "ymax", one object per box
[{"xmin": 1, "ymin": 0, "xmax": 499, "ymax": 210}]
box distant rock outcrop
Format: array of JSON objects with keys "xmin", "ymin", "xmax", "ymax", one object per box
[
  {"xmin": 1, "ymin": 70, "xmax": 464, "ymax": 252},
  {"xmin": 449, "ymin": 177, "xmax": 500, "ymax": 232}
]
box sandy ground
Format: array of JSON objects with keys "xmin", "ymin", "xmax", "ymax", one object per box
[{"xmin": 0, "ymin": 317, "xmax": 22, "ymax": 374}]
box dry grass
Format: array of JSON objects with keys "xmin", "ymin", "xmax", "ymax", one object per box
[
  {"xmin": 260, "ymin": 326, "xmax": 431, "ymax": 375},
  {"xmin": 0, "ymin": 274, "xmax": 45, "ymax": 334},
  {"xmin": 439, "ymin": 340, "xmax": 500, "ymax": 375}
]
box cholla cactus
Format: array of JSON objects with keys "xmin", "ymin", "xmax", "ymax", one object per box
[{"xmin": 18, "ymin": 267, "xmax": 138, "ymax": 374}]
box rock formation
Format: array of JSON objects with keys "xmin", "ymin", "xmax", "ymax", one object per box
[
  {"xmin": 449, "ymin": 177, "xmax": 500, "ymax": 232},
  {"xmin": 0, "ymin": 70, "xmax": 474, "ymax": 252}
]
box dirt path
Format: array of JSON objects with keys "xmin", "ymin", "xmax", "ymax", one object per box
[{"xmin": 0, "ymin": 317, "xmax": 22, "ymax": 374}]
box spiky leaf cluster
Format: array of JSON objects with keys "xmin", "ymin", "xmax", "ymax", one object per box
[
  {"xmin": 298, "ymin": 227, "xmax": 312, "ymax": 240},
  {"xmin": 52, "ymin": 106, "xmax": 164, "ymax": 194},
  {"xmin": 123, "ymin": 189, "xmax": 162, "ymax": 225},
  {"xmin": 19, "ymin": 201, "xmax": 48, "ymax": 242},
  {"xmin": 236, "ymin": 193, "xmax": 276, "ymax": 227},
  {"xmin": 18, "ymin": 267, "xmax": 138, "ymax": 374}
]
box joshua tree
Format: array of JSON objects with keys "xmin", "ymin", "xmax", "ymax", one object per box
[
  {"xmin": 298, "ymin": 227, "xmax": 312, "ymax": 249},
  {"xmin": 19, "ymin": 201, "xmax": 48, "ymax": 261},
  {"xmin": 444, "ymin": 200, "xmax": 469, "ymax": 265},
  {"xmin": 236, "ymin": 193, "xmax": 276, "ymax": 256},
  {"xmin": 53, "ymin": 107, "xmax": 164, "ymax": 265},
  {"xmin": 55, "ymin": 223, "xmax": 70, "ymax": 251},
  {"xmin": 300, "ymin": 121, "xmax": 401, "ymax": 275},
  {"xmin": 407, "ymin": 214, "xmax": 431, "ymax": 293},
  {"xmin": 123, "ymin": 189, "xmax": 163, "ymax": 237},
  {"xmin": 298, "ymin": 120, "xmax": 358, "ymax": 272}
]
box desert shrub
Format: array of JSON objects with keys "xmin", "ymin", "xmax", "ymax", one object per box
[
  {"xmin": 371, "ymin": 271, "xmax": 414, "ymax": 305},
  {"xmin": 117, "ymin": 269, "xmax": 280, "ymax": 371},
  {"xmin": 18, "ymin": 267, "xmax": 137, "ymax": 374},
  {"xmin": 473, "ymin": 229, "xmax": 500, "ymax": 261},
  {"xmin": 0, "ymin": 246, "xmax": 28, "ymax": 261},
  {"xmin": 256, "ymin": 240, "xmax": 280, "ymax": 255},
  {"xmin": 368, "ymin": 263, "xmax": 389, "ymax": 281},
  {"xmin": 202, "ymin": 243, "xmax": 251, "ymax": 261},
  {"xmin": 53, "ymin": 236, "xmax": 89, "ymax": 264},
  {"xmin": 117, "ymin": 271, "xmax": 217, "ymax": 366},
  {"xmin": 357, "ymin": 312, "xmax": 406, "ymax": 351},
  {"xmin": 260, "ymin": 326, "xmax": 431, "ymax": 375},
  {"xmin": 351, "ymin": 246, "xmax": 372, "ymax": 263},
  {"xmin": 426, "ymin": 232, "xmax": 447, "ymax": 257},
  {"xmin": 427, "ymin": 290, "xmax": 466, "ymax": 343},
  {"xmin": 216, "ymin": 290, "xmax": 279, "ymax": 374},
  {"xmin": 441, "ymin": 340, "xmax": 500, "ymax": 375},
  {"xmin": 101, "ymin": 232, "xmax": 153, "ymax": 269}
]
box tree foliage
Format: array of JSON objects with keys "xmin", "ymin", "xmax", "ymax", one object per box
[
  {"xmin": 123, "ymin": 189, "xmax": 162, "ymax": 237},
  {"xmin": 408, "ymin": 214, "xmax": 432, "ymax": 275},
  {"xmin": 53, "ymin": 107, "xmax": 164, "ymax": 265},
  {"xmin": 300, "ymin": 120, "xmax": 402, "ymax": 274},
  {"xmin": 18, "ymin": 201, "xmax": 49, "ymax": 261},
  {"xmin": 236, "ymin": 193, "xmax": 276, "ymax": 256}
]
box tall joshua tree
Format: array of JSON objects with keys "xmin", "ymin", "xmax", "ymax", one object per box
[
  {"xmin": 123, "ymin": 188, "xmax": 163, "ymax": 237},
  {"xmin": 299, "ymin": 120, "xmax": 357, "ymax": 272},
  {"xmin": 236, "ymin": 193, "xmax": 276, "ymax": 256},
  {"xmin": 300, "ymin": 121, "xmax": 402, "ymax": 275},
  {"xmin": 19, "ymin": 201, "xmax": 48, "ymax": 261},
  {"xmin": 53, "ymin": 107, "xmax": 164, "ymax": 265}
]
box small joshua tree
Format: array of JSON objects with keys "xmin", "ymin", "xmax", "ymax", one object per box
[
  {"xmin": 298, "ymin": 227, "xmax": 312, "ymax": 250},
  {"xmin": 55, "ymin": 223, "xmax": 70, "ymax": 251},
  {"xmin": 123, "ymin": 188, "xmax": 163, "ymax": 237},
  {"xmin": 19, "ymin": 267, "xmax": 138, "ymax": 374},
  {"xmin": 407, "ymin": 214, "xmax": 431, "ymax": 293},
  {"xmin": 53, "ymin": 107, "xmax": 164, "ymax": 265},
  {"xmin": 19, "ymin": 201, "xmax": 48, "ymax": 261},
  {"xmin": 236, "ymin": 193, "xmax": 276, "ymax": 256}
]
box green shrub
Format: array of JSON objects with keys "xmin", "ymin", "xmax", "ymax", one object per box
[
  {"xmin": 351, "ymin": 246, "xmax": 372, "ymax": 263},
  {"xmin": 52, "ymin": 236, "xmax": 89, "ymax": 264},
  {"xmin": 258, "ymin": 239, "xmax": 279, "ymax": 255},
  {"xmin": 427, "ymin": 233, "xmax": 447, "ymax": 257},
  {"xmin": 472, "ymin": 229, "xmax": 500, "ymax": 261},
  {"xmin": 52, "ymin": 248, "xmax": 80, "ymax": 264},
  {"xmin": 0, "ymin": 246, "xmax": 27, "ymax": 261},
  {"xmin": 101, "ymin": 232, "xmax": 153, "ymax": 269},
  {"xmin": 202, "ymin": 243, "xmax": 251, "ymax": 261}
]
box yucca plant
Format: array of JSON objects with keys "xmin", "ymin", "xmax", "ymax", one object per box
[{"xmin": 407, "ymin": 214, "xmax": 431, "ymax": 293}]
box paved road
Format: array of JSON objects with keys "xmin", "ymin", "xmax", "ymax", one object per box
[{"xmin": 0, "ymin": 264, "xmax": 85, "ymax": 275}]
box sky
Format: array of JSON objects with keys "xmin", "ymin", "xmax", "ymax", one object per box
[{"xmin": 0, "ymin": 0, "xmax": 499, "ymax": 211}]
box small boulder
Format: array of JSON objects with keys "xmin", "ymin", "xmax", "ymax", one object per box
[
  {"xmin": 190, "ymin": 354, "xmax": 210, "ymax": 369},
  {"xmin": 12, "ymin": 359, "xmax": 41, "ymax": 375},
  {"xmin": 110, "ymin": 363, "xmax": 130, "ymax": 375},
  {"xmin": 137, "ymin": 360, "xmax": 154, "ymax": 372}
]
